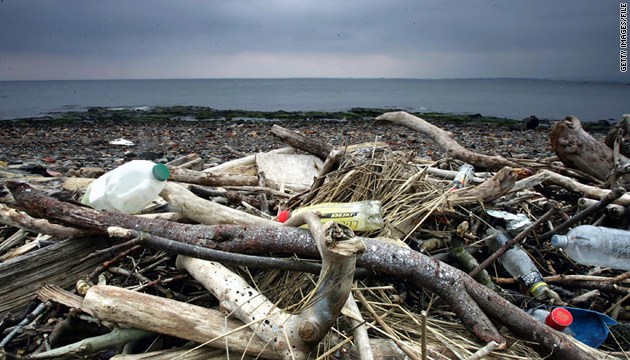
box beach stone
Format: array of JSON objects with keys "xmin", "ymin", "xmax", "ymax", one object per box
[{"xmin": 522, "ymin": 115, "xmax": 540, "ymax": 130}]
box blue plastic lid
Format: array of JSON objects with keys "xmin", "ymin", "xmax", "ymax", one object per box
[{"xmin": 565, "ymin": 307, "xmax": 617, "ymax": 348}]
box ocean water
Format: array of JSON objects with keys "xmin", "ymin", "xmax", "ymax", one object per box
[{"xmin": 0, "ymin": 78, "xmax": 627, "ymax": 122}]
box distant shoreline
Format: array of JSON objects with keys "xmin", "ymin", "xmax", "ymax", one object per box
[
  {"xmin": 0, "ymin": 106, "xmax": 617, "ymax": 133},
  {"xmin": 1, "ymin": 106, "xmax": 523, "ymax": 124},
  {"xmin": 1, "ymin": 78, "xmax": 626, "ymax": 122},
  {"xmin": 1, "ymin": 77, "xmax": 628, "ymax": 85}
]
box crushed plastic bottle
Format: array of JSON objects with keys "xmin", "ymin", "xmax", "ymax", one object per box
[
  {"xmin": 449, "ymin": 163, "xmax": 475, "ymax": 191},
  {"xmin": 277, "ymin": 200, "xmax": 383, "ymax": 232},
  {"xmin": 551, "ymin": 225, "xmax": 630, "ymax": 271},
  {"xmin": 81, "ymin": 160, "xmax": 170, "ymax": 214},
  {"xmin": 486, "ymin": 209, "xmax": 532, "ymax": 236},
  {"xmin": 485, "ymin": 227, "xmax": 550, "ymax": 299}
]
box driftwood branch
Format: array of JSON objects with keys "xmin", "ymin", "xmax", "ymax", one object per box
[
  {"xmin": 271, "ymin": 125, "xmax": 334, "ymax": 159},
  {"xmin": 81, "ymin": 284, "xmax": 277, "ymax": 358},
  {"xmin": 177, "ymin": 212, "xmax": 363, "ymax": 359},
  {"xmin": 512, "ymin": 169, "xmax": 630, "ymax": 206},
  {"xmin": 168, "ymin": 166, "xmax": 259, "ymax": 186},
  {"xmin": 374, "ymin": 111, "xmax": 521, "ymax": 170},
  {"xmin": 5, "ymin": 183, "xmax": 598, "ymax": 359},
  {"xmin": 160, "ymin": 182, "xmax": 279, "ymax": 226},
  {"xmin": 25, "ymin": 327, "xmax": 153, "ymax": 359},
  {"xmin": 0, "ymin": 203, "xmax": 92, "ymax": 239},
  {"xmin": 550, "ymin": 115, "xmax": 630, "ymax": 186}
]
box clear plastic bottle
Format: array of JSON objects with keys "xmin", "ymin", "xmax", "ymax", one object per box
[
  {"xmin": 485, "ymin": 227, "xmax": 550, "ymax": 298},
  {"xmin": 81, "ymin": 160, "xmax": 170, "ymax": 214},
  {"xmin": 277, "ymin": 200, "xmax": 383, "ymax": 232},
  {"xmin": 449, "ymin": 163, "xmax": 475, "ymax": 191},
  {"xmin": 551, "ymin": 225, "xmax": 630, "ymax": 271}
]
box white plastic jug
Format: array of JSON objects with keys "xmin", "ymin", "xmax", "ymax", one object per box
[{"xmin": 81, "ymin": 160, "xmax": 170, "ymax": 214}]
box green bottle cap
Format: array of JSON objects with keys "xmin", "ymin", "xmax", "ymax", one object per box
[{"xmin": 152, "ymin": 163, "xmax": 170, "ymax": 181}]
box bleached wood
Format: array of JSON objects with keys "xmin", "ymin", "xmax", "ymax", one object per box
[
  {"xmin": 81, "ymin": 285, "xmax": 277, "ymax": 358},
  {"xmin": 0, "ymin": 204, "xmax": 90, "ymax": 239},
  {"xmin": 176, "ymin": 212, "xmax": 365, "ymax": 360},
  {"xmin": 168, "ymin": 166, "xmax": 259, "ymax": 187},
  {"xmin": 512, "ymin": 169, "xmax": 630, "ymax": 206},
  {"xmin": 375, "ymin": 111, "xmax": 520, "ymax": 170},
  {"xmin": 160, "ymin": 182, "xmax": 279, "ymax": 226}
]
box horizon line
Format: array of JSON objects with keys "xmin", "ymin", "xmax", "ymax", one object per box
[{"xmin": 1, "ymin": 76, "xmax": 628, "ymax": 84}]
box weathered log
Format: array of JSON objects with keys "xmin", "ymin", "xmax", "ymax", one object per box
[
  {"xmin": 447, "ymin": 166, "xmax": 517, "ymax": 205},
  {"xmin": 0, "ymin": 203, "xmax": 93, "ymax": 239},
  {"xmin": 5, "ymin": 183, "xmax": 598, "ymax": 359},
  {"xmin": 177, "ymin": 213, "xmax": 364, "ymax": 360},
  {"xmin": 168, "ymin": 166, "xmax": 259, "ymax": 187},
  {"xmin": 374, "ymin": 111, "xmax": 521, "ymax": 170},
  {"xmin": 271, "ymin": 124, "xmax": 334, "ymax": 159},
  {"xmin": 550, "ymin": 115, "xmax": 630, "ymax": 186},
  {"xmin": 0, "ymin": 238, "xmax": 112, "ymax": 318},
  {"xmin": 81, "ymin": 285, "xmax": 277, "ymax": 358},
  {"xmin": 160, "ymin": 182, "xmax": 279, "ymax": 226}
]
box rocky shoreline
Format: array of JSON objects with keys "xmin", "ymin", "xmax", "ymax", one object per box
[{"xmin": 0, "ymin": 106, "xmax": 610, "ymax": 175}]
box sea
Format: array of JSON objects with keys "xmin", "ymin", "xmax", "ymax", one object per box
[{"xmin": 0, "ymin": 78, "xmax": 628, "ymax": 122}]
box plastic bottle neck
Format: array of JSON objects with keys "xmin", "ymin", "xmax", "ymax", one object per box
[{"xmin": 551, "ymin": 234, "xmax": 569, "ymax": 248}]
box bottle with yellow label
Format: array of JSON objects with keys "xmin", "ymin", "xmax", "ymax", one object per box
[{"xmin": 277, "ymin": 200, "xmax": 384, "ymax": 232}]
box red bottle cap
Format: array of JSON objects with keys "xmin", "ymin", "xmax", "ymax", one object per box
[
  {"xmin": 277, "ymin": 210, "xmax": 290, "ymax": 223},
  {"xmin": 546, "ymin": 307, "xmax": 573, "ymax": 330}
]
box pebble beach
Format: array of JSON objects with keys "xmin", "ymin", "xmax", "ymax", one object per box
[{"xmin": 0, "ymin": 107, "xmax": 570, "ymax": 175}]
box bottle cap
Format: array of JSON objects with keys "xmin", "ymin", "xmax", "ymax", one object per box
[
  {"xmin": 152, "ymin": 163, "xmax": 170, "ymax": 181},
  {"xmin": 546, "ymin": 307, "xmax": 573, "ymax": 330},
  {"xmin": 277, "ymin": 210, "xmax": 290, "ymax": 223},
  {"xmin": 551, "ymin": 234, "xmax": 569, "ymax": 248}
]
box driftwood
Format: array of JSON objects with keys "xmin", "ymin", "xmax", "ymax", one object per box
[
  {"xmin": 550, "ymin": 115, "xmax": 630, "ymax": 186},
  {"xmin": 512, "ymin": 169, "xmax": 630, "ymax": 206},
  {"xmin": 5, "ymin": 182, "xmax": 596, "ymax": 360},
  {"xmin": 271, "ymin": 125, "xmax": 334, "ymax": 159},
  {"xmin": 82, "ymin": 284, "xmax": 276, "ymax": 358},
  {"xmin": 604, "ymin": 114, "xmax": 630, "ymax": 158},
  {"xmin": 0, "ymin": 237, "xmax": 112, "ymax": 318},
  {"xmin": 374, "ymin": 111, "xmax": 521, "ymax": 170},
  {"xmin": 176, "ymin": 212, "xmax": 364, "ymax": 359},
  {"xmin": 160, "ymin": 182, "xmax": 279, "ymax": 226},
  {"xmin": 168, "ymin": 166, "xmax": 259, "ymax": 186}
]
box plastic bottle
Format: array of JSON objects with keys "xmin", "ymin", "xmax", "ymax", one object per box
[
  {"xmin": 277, "ymin": 200, "xmax": 383, "ymax": 232},
  {"xmin": 485, "ymin": 227, "xmax": 550, "ymax": 298},
  {"xmin": 449, "ymin": 163, "xmax": 475, "ymax": 191},
  {"xmin": 551, "ymin": 225, "xmax": 630, "ymax": 271},
  {"xmin": 529, "ymin": 307, "xmax": 573, "ymax": 333},
  {"xmin": 81, "ymin": 160, "xmax": 170, "ymax": 214}
]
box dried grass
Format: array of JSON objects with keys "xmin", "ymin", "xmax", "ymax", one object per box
[{"xmin": 260, "ymin": 148, "xmax": 613, "ymax": 359}]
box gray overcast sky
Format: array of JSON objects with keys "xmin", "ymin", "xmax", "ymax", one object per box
[{"xmin": 0, "ymin": 0, "xmax": 627, "ymax": 81}]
